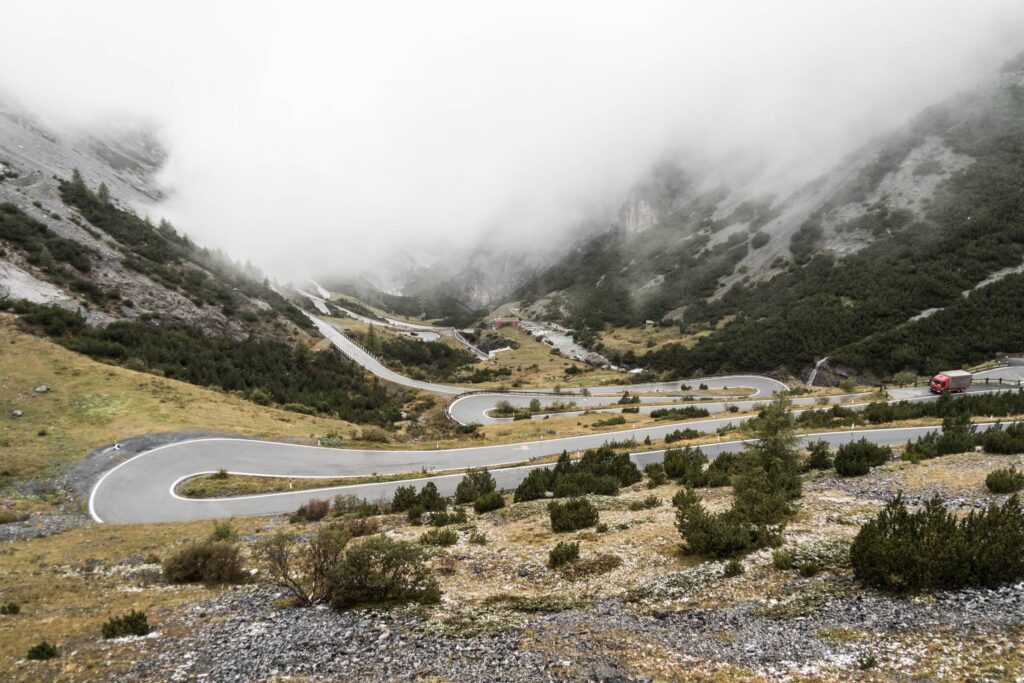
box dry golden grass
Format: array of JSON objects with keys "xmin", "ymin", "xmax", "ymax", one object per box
[
  {"xmin": 0, "ymin": 516, "xmax": 272, "ymax": 680},
  {"xmin": 597, "ymin": 324, "xmax": 697, "ymax": 355},
  {"xmin": 889, "ymin": 451, "xmax": 1024, "ymax": 494},
  {"xmin": 0, "ymin": 314, "xmax": 359, "ymax": 483},
  {"xmin": 474, "ymin": 327, "xmax": 626, "ymax": 389}
]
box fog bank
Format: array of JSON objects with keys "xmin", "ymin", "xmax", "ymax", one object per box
[{"xmin": 1, "ymin": 1, "xmax": 1023, "ymax": 278}]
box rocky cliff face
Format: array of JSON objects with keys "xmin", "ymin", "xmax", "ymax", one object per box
[
  {"xmin": 618, "ymin": 195, "xmax": 658, "ymax": 234},
  {"xmin": 0, "ymin": 100, "xmax": 308, "ymax": 340}
]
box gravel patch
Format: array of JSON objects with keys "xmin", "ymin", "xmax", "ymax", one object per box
[
  {"xmin": 127, "ymin": 589, "xmax": 557, "ymax": 682},
  {"xmin": 0, "ymin": 512, "xmax": 89, "ymax": 542},
  {"xmin": 122, "ymin": 577, "xmax": 1024, "ymax": 682}
]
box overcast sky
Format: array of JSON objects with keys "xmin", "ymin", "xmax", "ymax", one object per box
[{"xmin": 2, "ymin": 1, "xmax": 1023, "ymax": 278}]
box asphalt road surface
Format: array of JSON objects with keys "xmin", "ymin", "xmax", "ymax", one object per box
[
  {"xmin": 87, "ymin": 317, "xmax": 1024, "ymax": 524},
  {"xmin": 91, "ymin": 421, "xmax": 984, "ymax": 524}
]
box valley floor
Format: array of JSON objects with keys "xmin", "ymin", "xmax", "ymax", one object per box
[{"xmin": 6, "ymin": 451, "xmax": 1024, "ymax": 681}]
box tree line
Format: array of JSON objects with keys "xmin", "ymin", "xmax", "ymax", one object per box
[{"xmin": 5, "ymin": 301, "xmax": 404, "ymax": 425}]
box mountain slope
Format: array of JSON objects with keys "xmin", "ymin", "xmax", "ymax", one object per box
[
  {"xmin": 0, "ymin": 101, "xmax": 308, "ymax": 339},
  {"xmin": 0, "ymin": 103, "xmax": 407, "ymax": 425},
  {"xmin": 515, "ymin": 53, "xmax": 1024, "ymax": 380}
]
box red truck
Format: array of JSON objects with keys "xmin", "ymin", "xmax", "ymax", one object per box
[{"xmin": 929, "ymin": 370, "xmax": 972, "ymax": 393}]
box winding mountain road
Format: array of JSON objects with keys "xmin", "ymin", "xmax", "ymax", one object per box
[
  {"xmin": 90, "ymin": 424, "xmax": 987, "ymax": 524},
  {"xmin": 87, "ymin": 316, "xmax": 1024, "ymax": 524}
]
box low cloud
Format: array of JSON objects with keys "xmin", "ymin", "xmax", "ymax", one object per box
[{"xmin": 2, "ymin": 1, "xmax": 1023, "ymax": 278}]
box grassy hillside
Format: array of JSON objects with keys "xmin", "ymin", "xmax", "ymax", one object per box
[
  {"xmin": 0, "ymin": 515, "xmax": 270, "ymax": 678},
  {"xmin": 4, "ymin": 301, "xmax": 404, "ymax": 426},
  {"xmin": 0, "ymin": 313, "xmax": 360, "ymax": 484}
]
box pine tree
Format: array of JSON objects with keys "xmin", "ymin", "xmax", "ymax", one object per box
[{"xmin": 733, "ymin": 395, "xmax": 801, "ymax": 524}]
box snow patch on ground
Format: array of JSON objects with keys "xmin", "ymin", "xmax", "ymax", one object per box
[
  {"xmin": 909, "ymin": 307, "xmax": 942, "ymax": 322},
  {"xmin": 0, "ymin": 258, "xmax": 69, "ymax": 303}
]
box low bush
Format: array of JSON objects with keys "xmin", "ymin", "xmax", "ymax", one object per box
[
  {"xmin": 330, "ymin": 536, "xmax": 440, "ymax": 608},
  {"xmin": 664, "ymin": 428, "xmax": 701, "ymax": 443},
  {"xmin": 402, "ymin": 482, "xmax": 450, "ymax": 522},
  {"xmin": 549, "ymin": 498, "xmax": 599, "ymax": 532},
  {"xmin": 455, "ymin": 467, "xmax": 497, "ymax": 504},
  {"xmin": 651, "ymin": 406, "xmax": 709, "ymax": 420},
  {"xmin": 468, "ymin": 531, "xmax": 488, "ymax": 545},
  {"xmin": 341, "ymin": 517, "xmax": 381, "ymax": 537},
  {"xmin": 391, "ymin": 485, "xmax": 419, "ymax": 512},
  {"xmin": 857, "ymin": 653, "xmax": 878, "ymax": 671},
  {"xmin": 833, "ymin": 439, "xmax": 891, "ymax": 477},
  {"xmin": 981, "ymin": 422, "xmax": 1024, "ymax": 454},
  {"xmin": 514, "ymin": 447, "xmax": 641, "ymax": 502},
  {"xmin": 986, "ymin": 467, "xmax": 1024, "ymax": 494},
  {"xmin": 406, "ymin": 504, "xmax": 425, "ymax": 525},
  {"xmin": 254, "ymin": 527, "xmax": 350, "ymax": 605},
  {"xmin": 644, "ymin": 463, "xmax": 667, "ymax": 488},
  {"xmin": 26, "ymin": 641, "xmax": 58, "ymax": 661},
  {"xmin": 798, "ymin": 561, "xmax": 820, "ymax": 578},
  {"xmin": 559, "ymin": 553, "xmax": 623, "ymax": 580},
  {"xmin": 851, "ymin": 494, "xmax": 1024, "ymax": 591},
  {"xmin": 331, "ymin": 494, "xmax": 382, "ymax": 518},
  {"xmin": 663, "ymin": 447, "xmax": 707, "ymax": 485},
  {"xmin": 419, "ymin": 528, "xmax": 458, "ymax": 546},
  {"xmin": 101, "ymin": 610, "xmax": 150, "ymax": 639},
  {"xmin": 0, "ymin": 602, "xmax": 19, "ymax": 615},
  {"xmin": 629, "ymin": 494, "xmax": 661, "ymax": 511},
  {"xmin": 514, "ymin": 468, "xmax": 552, "ymax": 502},
  {"xmin": 291, "ymin": 498, "xmax": 331, "ymax": 523},
  {"xmin": 577, "ymin": 448, "xmax": 642, "ymax": 487},
  {"xmin": 595, "ymin": 522, "xmax": 609, "ymax": 533},
  {"xmin": 359, "ymin": 426, "xmax": 390, "ymax": 443},
  {"xmin": 722, "ymin": 559, "xmax": 744, "ymax": 577},
  {"xmin": 904, "ymin": 414, "xmax": 978, "ymax": 462},
  {"xmin": 772, "ymin": 549, "xmax": 795, "ymax": 570},
  {"xmin": 426, "ymin": 507, "xmax": 468, "ymax": 527},
  {"xmin": 803, "ymin": 441, "xmax": 833, "ymax": 471},
  {"xmin": 674, "ymin": 487, "xmax": 780, "ymax": 558},
  {"xmin": 162, "ymin": 541, "xmax": 246, "ymax": 584},
  {"xmin": 704, "ymin": 452, "xmax": 741, "ymax": 487},
  {"xmin": 416, "ymin": 482, "xmax": 447, "ymax": 512},
  {"xmin": 208, "ymin": 519, "xmax": 237, "ymax": 542},
  {"xmin": 473, "ymin": 491, "xmax": 505, "ymax": 513},
  {"xmin": 552, "ymin": 470, "xmax": 621, "ymax": 497},
  {"xmin": 591, "ymin": 475, "xmax": 620, "ymax": 496},
  {"xmin": 548, "ymin": 541, "xmax": 580, "ymax": 568}
]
